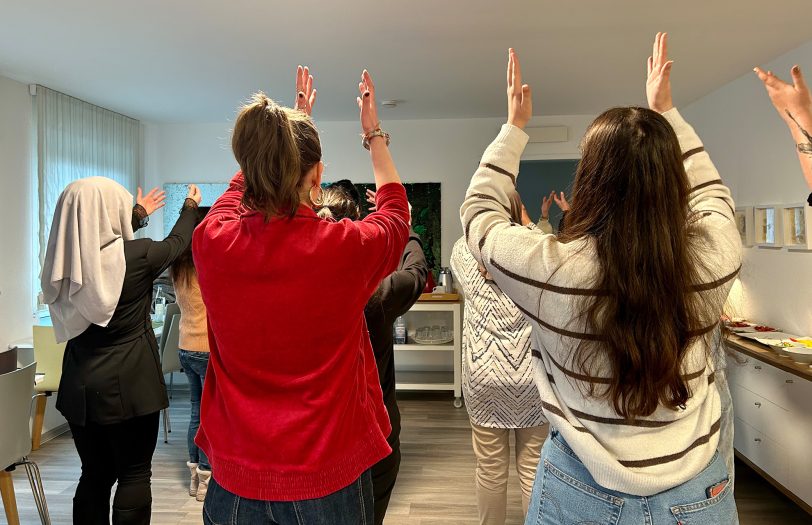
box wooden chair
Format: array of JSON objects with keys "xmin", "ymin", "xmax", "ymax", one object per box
[
  {"xmin": 0, "ymin": 363, "xmax": 51, "ymax": 525},
  {"xmin": 31, "ymin": 326, "xmax": 66, "ymax": 451}
]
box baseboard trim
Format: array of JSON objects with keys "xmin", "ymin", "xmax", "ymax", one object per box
[{"xmin": 39, "ymin": 423, "xmax": 70, "ymax": 445}]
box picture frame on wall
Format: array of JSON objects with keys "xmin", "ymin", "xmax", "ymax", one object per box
[
  {"xmin": 734, "ymin": 206, "xmax": 754, "ymax": 247},
  {"xmin": 754, "ymin": 205, "xmax": 783, "ymax": 248},
  {"xmin": 781, "ymin": 203, "xmax": 812, "ymax": 251}
]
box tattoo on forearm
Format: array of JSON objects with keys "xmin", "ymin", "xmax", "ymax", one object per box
[{"xmin": 785, "ymin": 110, "xmax": 812, "ymax": 155}]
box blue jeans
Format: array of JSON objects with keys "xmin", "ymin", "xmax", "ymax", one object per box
[
  {"xmin": 525, "ymin": 430, "xmax": 738, "ymax": 525},
  {"xmin": 202, "ymin": 470, "xmax": 374, "ymax": 525},
  {"xmin": 178, "ymin": 349, "xmax": 210, "ymax": 470}
]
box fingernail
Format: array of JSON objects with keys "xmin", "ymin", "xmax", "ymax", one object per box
[
  {"xmin": 299, "ymin": 93, "xmax": 304, "ymax": 98},
  {"xmin": 364, "ymin": 92, "xmax": 370, "ymax": 97},
  {"xmin": 793, "ymin": 65, "xmax": 800, "ymax": 73}
]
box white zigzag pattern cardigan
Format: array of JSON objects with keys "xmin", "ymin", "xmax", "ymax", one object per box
[{"xmin": 451, "ymin": 236, "xmax": 547, "ymax": 429}]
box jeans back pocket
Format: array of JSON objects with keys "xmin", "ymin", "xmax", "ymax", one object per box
[
  {"xmin": 534, "ymin": 459, "xmax": 624, "ymax": 525},
  {"xmin": 669, "ymin": 478, "xmax": 737, "ymax": 525}
]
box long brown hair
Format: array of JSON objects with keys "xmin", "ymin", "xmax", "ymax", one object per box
[
  {"xmin": 559, "ymin": 107, "xmax": 717, "ymax": 419},
  {"xmin": 170, "ymin": 206, "xmax": 211, "ymax": 288},
  {"xmin": 232, "ymin": 93, "xmax": 321, "ymax": 219}
]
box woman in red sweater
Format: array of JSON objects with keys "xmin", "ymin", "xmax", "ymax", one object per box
[{"xmin": 193, "ymin": 67, "xmax": 410, "ymax": 524}]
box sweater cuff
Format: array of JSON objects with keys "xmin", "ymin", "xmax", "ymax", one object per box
[
  {"xmin": 480, "ymin": 124, "xmax": 530, "ymax": 180},
  {"xmin": 661, "ymin": 108, "xmax": 703, "ymax": 153}
]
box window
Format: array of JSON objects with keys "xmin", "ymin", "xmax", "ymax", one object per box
[{"xmin": 33, "ymin": 85, "xmax": 142, "ymax": 309}]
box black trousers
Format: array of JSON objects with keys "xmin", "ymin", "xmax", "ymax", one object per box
[
  {"xmin": 69, "ymin": 412, "xmax": 160, "ymax": 525},
  {"xmin": 371, "ymin": 439, "xmax": 401, "ymax": 525}
]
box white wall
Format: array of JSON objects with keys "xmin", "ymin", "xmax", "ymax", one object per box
[
  {"xmin": 0, "ymin": 75, "xmax": 66, "ymax": 436},
  {"xmin": 683, "ymin": 40, "xmax": 812, "ymax": 335},
  {"xmin": 142, "ymin": 114, "xmax": 594, "ymax": 266}
]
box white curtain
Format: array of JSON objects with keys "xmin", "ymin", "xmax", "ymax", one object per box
[{"xmin": 36, "ymin": 86, "xmax": 142, "ymax": 271}]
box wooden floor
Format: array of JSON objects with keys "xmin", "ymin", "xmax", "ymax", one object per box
[{"xmin": 5, "ymin": 391, "xmax": 811, "ymax": 525}]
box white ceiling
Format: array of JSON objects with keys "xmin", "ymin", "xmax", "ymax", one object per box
[{"xmin": 0, "ymin": 1, "xmax": 810, "ymax": 123}]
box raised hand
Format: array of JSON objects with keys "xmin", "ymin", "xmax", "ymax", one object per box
[
  {"xmin": 520, "ymin": 203, "xmax": 532, "ymax": 226},
  {"xmin": 357, "ymin": 70, "xmax": 380, "ymax": 134},
  {"xmin": 506, "ymin": 48, "xmax": 532, "ymax": 129},
  {"xmin": 553, "ymin": 191, "xmax": 570, "ymax": 212},
  {"xmin": 136, "ymin": 187, "xmax": 166, "ymax": 216},
  {"xmin": 754, "ymin": 66, "xmax": 812, "ymax": 125},
  {"xmin": 646, "ymin": 32, "xmax": 674, "ymax": 113},
  {"xmin": 295, "ymin": 65, "xmax": 317, "ymax": 116},
  {"xmin": 366, "ymin": 188, "xmax": 377, "ymax": 212},
  {"xmin": 186, "ymin": 184, "xmax": 202, "ymax": 205},
  {"xmin": 541, "ymin": 191, "xmax": 555, "ymax": 219}
]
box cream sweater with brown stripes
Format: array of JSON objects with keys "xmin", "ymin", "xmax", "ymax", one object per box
[{"xmin": 460, "ymin": 108, "xmax": 742, "ymax": 496}]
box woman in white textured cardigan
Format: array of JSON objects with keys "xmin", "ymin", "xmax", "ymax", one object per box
[{"xmin": 461, "ymin": 35, "xmax": 740, "ymax": 524}]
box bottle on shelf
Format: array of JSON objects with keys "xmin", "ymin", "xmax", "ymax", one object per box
[
  {"xmin": 394, "ymin": 316, "xmax": 407, "ymax": 344},
  {"xmin": 154, "ymin": 285, "xmax": 167, "ymax": 322}
]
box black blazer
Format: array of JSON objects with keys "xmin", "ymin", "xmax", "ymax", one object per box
[
  {"xmin": 364, "ymin": 230, "xmax": 428, "ymax": 446},
  {"xmin": 57, "ymin": 203, "xmax": 198, "ymax": 426}
]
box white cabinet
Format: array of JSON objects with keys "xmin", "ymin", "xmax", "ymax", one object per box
[
  {"xmin": 394, "ymin": 301, "xmax": 462, "ymax": 407},
  {"xmin": 727, "ymin": 350, "xmax": 812, "ymax": 510}
]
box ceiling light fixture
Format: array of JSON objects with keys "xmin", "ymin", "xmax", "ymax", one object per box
[{"xmin": 381, "ymin": 100, "xmax": 400, "ymax": 108}]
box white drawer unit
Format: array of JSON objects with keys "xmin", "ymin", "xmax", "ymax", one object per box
[
  {"xmin": 733, "ymin": 417, "xmax": 790, "ymax": 487},
  {"xmin": 394, "ymin": 301, "xmax": 462, "ymax": 407},
  {"xmin": 730, "ymin": 385, "xmax": 790, "ymax": 447},
  {"xmin": 726, "ymin": 338, "xmax": 812, "ymax": 515}
]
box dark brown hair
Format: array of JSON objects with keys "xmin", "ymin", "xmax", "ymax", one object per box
[
  {"xmin": 170, "ymin": 206, "xmax": 211, "ymax": 287},
  {"xmin": 232, "ymin": 93, "xmax": 322, "ymax": 219},
  {"xmin": 559, "ymin": 107, "xmax": 717, "ymax": 419}
]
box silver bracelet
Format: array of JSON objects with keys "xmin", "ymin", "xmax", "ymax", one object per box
[{"xmin": 362, "ymin": 129, "xmax": 391, "ymax": 150}]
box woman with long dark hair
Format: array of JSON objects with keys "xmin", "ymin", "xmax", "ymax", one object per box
[
  {"xmin": 193, "ymin": 67, "xmax": 409, "ymax": 524},
  {"xmin": 42, "ymin": 179, "xmax": 201, "ymax": 524},
  {"xmin": 317, "ymin": 182, "xmax": 428, "ymax": 525},
  {"xmin": 169, "ymin": 206, "xmax": 212, "ymax": 502},
  {"xmin": 461, "ymin": 35, "xmax": 741, "ymax": 524}
]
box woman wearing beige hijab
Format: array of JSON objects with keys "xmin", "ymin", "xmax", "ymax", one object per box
[{"xmin": 42, "ymin": 177, "xmax": 201, "ymax": 525}]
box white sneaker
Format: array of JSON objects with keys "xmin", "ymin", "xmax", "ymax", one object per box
[
  {"xmin": 186, "ymin": 462, "xmax": 199, "ymax": 497},
  {"xmin": 196, "ymin": 467, "xmax": 212, "ymax": 502}
]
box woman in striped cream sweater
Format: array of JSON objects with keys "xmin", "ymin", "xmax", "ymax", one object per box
[{"xmin": 461, "ymin": 34, "xmax": 741, "ymax": 524}]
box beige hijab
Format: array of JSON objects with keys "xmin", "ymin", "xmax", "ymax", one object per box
[{"xmin": 41, "ymin": 177, "xmax": 135, "ymax": 342}]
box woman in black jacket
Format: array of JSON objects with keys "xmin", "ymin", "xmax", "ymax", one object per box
[
  {"xmin": 318, "ymin": 182, "xmax": 428, "ymax": 524},
  {"xmin": 41, "ymin": 179, "xmax": 201, "ymax": 525}
]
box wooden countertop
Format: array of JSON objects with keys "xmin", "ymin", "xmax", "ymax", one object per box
[{"xmin": 726, "ymin": 334, "xmax": 812, "ymax": 382}]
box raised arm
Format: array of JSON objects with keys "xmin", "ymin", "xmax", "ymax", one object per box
[
  {"xmin": 146, "ymin": 184, "xmax": 202, "ymax": 276},
  {"xmin": 350, "ymin": 70, "xmax": 410, "ymax": 296},
  {"xmin": 357, "ymin": 70, "xmax": 401, "ymax": 189},
  {"xmin": 754, "ymin": 65, "xmax": 812, "ymax": 195},
  {"xmin": 131, "ymin": 186, "xmax": 166, "ymax": 232},
  {"xmin": 647, "ymin": 33, "xmax": 735, "ymax": 221}
]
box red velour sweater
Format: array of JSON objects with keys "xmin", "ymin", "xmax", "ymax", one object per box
[{"xmin": 193, "ymin": 173, "xmax": 410, "ymax": 501}]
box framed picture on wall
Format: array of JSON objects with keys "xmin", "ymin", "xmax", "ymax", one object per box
[
  {"xmin": 754, "ymin": 205, "xmax": 783, "ymax": 248},
  {"xmin": 781, "ymin": 204, "xmax": 812, "ymax": 251},
  {"xmin": 734, "ymin": 206, "xmax": 754, "ymax": 247}
]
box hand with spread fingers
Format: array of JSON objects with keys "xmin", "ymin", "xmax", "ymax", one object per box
[
  {"xmin": 755, "ymin": 65, "xmax": 812, "ymax": 191},
  {"xmin": 754, "ymin": 65, "xmax": 811, "ymax": 125},
  {"xmin": 553, "ymin": 191, "xmax": 570, "ymax": 212},
  {"xmin": 646, "ymin": 32, "xmax": 674, "ymax": 114},
  {"xmin": 366, "ymin": 188, "xmax": 378, "ymax": 212},
  {"xmin": 295, "ymin": 65, "xmax": 317, "ymax": 116},
  {"xmin": 506, "ymin": 48, "xmax": 533, "ymax": 129},
  {"xmin": 136, "ymin": 187, "xmax": 166, "ymax": 216}
]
